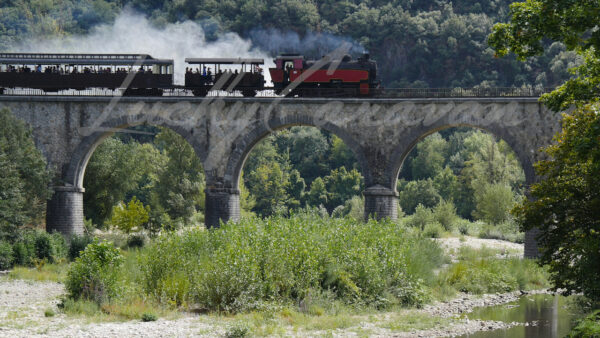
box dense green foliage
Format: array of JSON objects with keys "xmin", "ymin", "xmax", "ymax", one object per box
[
  {"xmin": 0, "ymin": 229, "xmax": 69, "ymax": 270},
  {"xmin": 138, "ymin": 214, "xmax": 443, "ymax": 311},
  {"xmin": 439, "ymin": 247, "xmax": 548, "ymax": 294},
  {"xmin": 514, "ymin": 103, "xmax": 600, "ymax": 301},
  {"xmin": 65, "ymin": 239, "xmax": 124, "ymax": 303},
  {"xmin": 55, "ymin": 215, "xmax": 548, "ymax": 321},
  {"xmin": 489, "ymin": 0, "xmax": 599, "ymax": 110},
  {"xmin": 568, "ymin": 310, "xmax": 600, "ymax": 338},
  {"xmin": 84, "ymin": 127, "xmax": 206, "ymax": 230},
  {"xmin": 110, "ymin": 197, "xmax": 150, "ymax": 234},
  {"xmin": 0, "ymin": 108, "xmax": 51, "ymax": 241},
  {"xmin": 399, "ymin": 128, "xmax": 524, "ymax": 220},
  {"xmin": 490, "ymin": 0, "xmax": 600, "ymax": 303},
  {"xmin": 0, "ymin": 0, "xmax": 580, "ymax": 89}
]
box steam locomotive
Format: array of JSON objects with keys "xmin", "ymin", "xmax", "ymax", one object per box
[{"xmin": 0, "ymin": 53, "xmax": 380, "ymax": 97}]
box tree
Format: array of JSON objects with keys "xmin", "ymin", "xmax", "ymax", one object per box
[
  {"xmin": 306, "ymin": 177, "xmax": 328, "ymax": 208},
  {"xmin": 324, "ymin": 167, "xmax": 363, "ymax": 211},
  {"xmin": 84, "ymin": 138, "xmax": 148, "ymax": 226},
  {"xmin": 110, "ymin": 197, "xmax": 150, "ymax": 234},
  {"xmin": 287, "ymin": 169, "xmax": 305, "ymax": 211},
  {"xmin": 247, "ymin": 162, "xmax": 290, "ymax": 216},
  {"xmin": 397, "ymin": 179, "xmax": 441, "ymax": 214},
  {"xmin": 409, "ymin": 133, "xmax": 449, "ymax": 180},
  {"xmin": 514, "ymin": 103, "xmax": 600, "ymax": 300},
  {"xmin": 154, "ymin": 128, "xmax": 205, "ymax": 222},
  {"xmin": 489, "ymin": 0, "xmax": 600, "ymax": 111},
  {"xmin": 490, "ymin": 0, "xmax": 600, "ymax": 301},
  {"xmin": 0, "ymin": 108, "xmax": 51, "ymax": 240},
  {"xmin": 0, "ymin": 148, "xmax": 26, "ymax": 241},
  {"xmin": 473, "ymin": 182, "xmax": 515, "ymax": 225}
]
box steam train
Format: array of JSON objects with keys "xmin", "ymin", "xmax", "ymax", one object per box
[{"xmin": 0, "ymin": 53, "xmax": 380, "ymax": 97}]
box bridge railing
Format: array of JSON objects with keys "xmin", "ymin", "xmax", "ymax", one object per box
[{"xmin": 0, "ymin": 87, "xmax": 554, "ymax": 98}]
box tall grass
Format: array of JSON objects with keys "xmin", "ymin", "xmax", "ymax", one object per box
[{"xmin": 138, "ymin": 214, "xmax": 445, "ymax": 312}]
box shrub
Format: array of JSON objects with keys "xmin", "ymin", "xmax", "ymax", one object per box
[
  {"xmin": 127, "ymin": 234, "xmax": 146, "ymax": 248},
  {"xmin": 225, "ymin": 323, "xmax": 250, "ymax": 338},
  {"xmin": 11, "ymin": 241, "xmax": 32, "ymax": 266},
  {"xmin": 141, "ymin": 312, "xmax": 157, "ymax": 322},
  {"xmin": 65, "ymin": 240, "xmax": 124, "ymax": 304},
  {"xmin": 110, "ymin": 197, "xmax": 150, "ymax": 234},
  {"xmin": 568, "ymin": 310, "xmax": 600, "ymax": 338},
  {"xmin": 0, "ymin": 240, "xmax": 13, "ymax": 270},
  {"xmin": 50, "ymin": 232, "xmax": 68, "ymax": 262},
  {"xmin": 423, "ymin": 222, "xmax": 444, "ymax": 238},
  {"xmin": 68, "ymin": 234, "xmax": 94, "ymax": 261},
  {"xmin": 15, "ymin": 230, "xmax": 68, "ymax": 264},
  {"xmin": 138, "ymin": 215, "xmax": 444, "ymax": 312},
  {"xmin": 456, "ymin": 219, "xmax": 471, "ymax": 235},
  {"xmin": 432, "ymin": 199, "xmax": 458, "ymax": 231},
  {"xmin": 34, "ymin": 231, "xmax": 53, "ymax": 262},
  {"xmin": 44, "ymin": 308, "xmax": 55, "ymax": 317},
  {"xmin": 444, "ymin": 258, "xmax": 523, "ymax": 294},
  {"xmin": 473, "ymin": 183, "xmax": 515, "ymax": 225},
  {"xmin": 410, "ymin": 204, "xmax": 433, "ymax": 230}
]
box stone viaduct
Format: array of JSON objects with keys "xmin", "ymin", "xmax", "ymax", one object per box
[{"xmin": 0, "ymin": 95, "xmax": 562, "ymax": 257}]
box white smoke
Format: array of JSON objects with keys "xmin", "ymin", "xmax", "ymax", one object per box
[
  {"xmin": 16, "ymin": 10, "xmax": 273, "ymax": 84},
  {"xmin": 249, "ymin": 28, "xmax": 366, "ymax": 59}
]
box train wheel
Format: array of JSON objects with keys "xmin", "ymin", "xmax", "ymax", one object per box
[
  {"xmin": 192, "ymin": 88, "xmax": 208, "ymax": 97},
  {"xmin": 241, "ymin": 89, "xmax": 256, "ymax": 97}
]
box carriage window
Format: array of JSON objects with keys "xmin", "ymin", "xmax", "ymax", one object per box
[{"xmin": 284, "ymin": 61, "xmax": 294, "ymax": 70}]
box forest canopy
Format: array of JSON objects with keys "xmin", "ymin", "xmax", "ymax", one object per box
[{"xmin": 0, "ymin": 0, "xmax": 582, "ymax": 89}]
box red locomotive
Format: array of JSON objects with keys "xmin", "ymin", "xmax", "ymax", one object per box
[{"xmin": 269, "ymin": 53, "xmax": 380, "ymax": 97}]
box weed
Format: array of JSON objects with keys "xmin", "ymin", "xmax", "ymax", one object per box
[
  {"xmin": 225, "ymin": 323, "xmax": 250, "ymax": 338},
  {"xmin": 141, "ymin": 312, "xmax": 157, "ymax": 322},
  {"xmin": 44, "ymin": 308, "xmax": 55, "ymax": 317}
]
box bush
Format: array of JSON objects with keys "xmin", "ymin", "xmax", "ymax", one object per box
[
  {"xmin": 473, "ymin": 183, "xmax": 515, "ymax": 225},
  {"xmin": 68, "ymin": 234, "xmax": 94, "ymax": 261},
  {"xmin": 141, "ymin": 312, "xmax": 157, "ymax": 322},
  {"xmin": 225, "ymin": 323, "xmax": 250, "ymax": 338},
  {"xmin": 110, "ymin": 197, "xmax": 150, "ymax": 234},
  {"xmin": 138, "ymin": 215, "xmax": 444, "ymax": 312},
  {"xmin": 567, "ymin": 310, "xmax": 600, "ymax": 338},
  {"xmin": 65, "ymin": 240, "xmax": 124, "ymax": 304},
  {"xmin": 423, "ymin": 222, "xmax": 444, "ymax": 238},
  {"xmin": 432, "ymin": 199, "xmax": 458, "ymax": 231},
  {"xmin": 456, "ymin": 219, "xmax": 471, "ymax": 235},
  {"xmin": 439, "ymin": 252, "xmax": 549, "ymax": 294},
  {"xmin": 127, "ymin": 234, "xmax": 146, "ymax": 248},
  {"xmin": 11, "ymin": 241, "xmax": 32, "ymax": 266},
  {"xmin": 9, "ymin": 230, "xmax": 68, "ymax": 266},
  {"xmin": 0, "ymin": 240, "xmax": 13, "ymax": 270},
  {"xmin": 409, "ymin": 204, "xmax": 434, "ymax": 230}
]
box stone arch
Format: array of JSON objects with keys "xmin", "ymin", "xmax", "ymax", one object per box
[
  {"xmin": 388, "ymin": 123, "xmax": 536, "ymax": 192},
  {"xmin": 64, "ymin": 115, "xmax": 206, "ymax": 190},
  {"xmin": 222, "ymin": 114, "xmax": 373, "ymax": 191}
]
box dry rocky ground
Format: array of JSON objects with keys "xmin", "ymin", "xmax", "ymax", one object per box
[{"xmin": 0, "ymin": 238, "xmax": 531, "ymax": 337}]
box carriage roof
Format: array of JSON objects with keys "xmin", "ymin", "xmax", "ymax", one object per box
[
  {"xmin": 0, "ymin": 53, "xmax": 173, "ymax": 65},
  {"xmin": 185, "ymin": 58, "xmax": 264, "ymax": 65}
]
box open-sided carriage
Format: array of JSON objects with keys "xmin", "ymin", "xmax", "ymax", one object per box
[
  {"xmin": 0, "ymin": 53, "xmax": 173, "ymax": 96},
  {"xmin": 184, "ymin": 58, "xmax": 265, "ymax": 97}
]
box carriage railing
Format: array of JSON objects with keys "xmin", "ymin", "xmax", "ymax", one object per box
[{"xmin": 0, "ymin": 87, "xmax": 554, "ymax": 98}]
